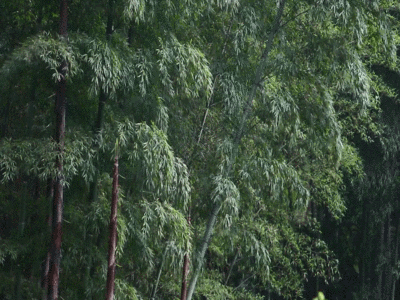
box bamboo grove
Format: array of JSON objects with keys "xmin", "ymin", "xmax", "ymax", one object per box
[{"xmin": 1, "ymin": 0, "xmax": 400, "ymax": 299}]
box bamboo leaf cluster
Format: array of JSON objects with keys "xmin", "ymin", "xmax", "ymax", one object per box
[{"xmin": 1, "ymin": 0, "xmax": 400, "ymax": 299}]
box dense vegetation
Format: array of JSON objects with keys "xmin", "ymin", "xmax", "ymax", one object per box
[{"xmin": 1, "ymin": 0, "xmax": 400, "ymax": 299}]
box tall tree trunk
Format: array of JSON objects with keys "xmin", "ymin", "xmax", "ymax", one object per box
[
  {"xmin": 14, "ymin": 178, "xmax": 27, "ymax": 300},
  {"xmin": 365, "ymin": 200, "xmax": 375, "ymax": 300},
  {"xmin": 366, "ymin": 229, "xmax": 375, "ymax": 300},
  {"xmin": 311, "ymin": 201, "xmax": 320, "ymax": 294},
  {"xmin": 180, "ymin": 216, "xmax": 191, "ymax": 300},
  {"xmin": 93, "ymin": 0, "xmax": 113, "ymax": 136},
  {"xmin": 392, "ymin": 212, "xmax": 400, "ymax": 300},
  {"xmin": 186, "ymin": 203, "xmax": 220, "ymax": 300},
  {"xmin": 224, "ymin": 248, "xmax": 239, "ymax": 286},
  {"xmin": 360, "ymin": 198, "xmax": 368, "ymax": 298},
  {"xmin": 42, "ymin": 252, "xmax": 51, "ymax": 300},
  {"xmin": 1, "ymin": 85, "xmax": 13, "ymax": 137},
  {"xmin": 47, "ymin": 1, "xmax": 68, "ymax": 298},
  {"xmin": 180, "ymin": 17, "xmax": 233, "ymax": 299},
  {"xmin": 384, "ymin": 212, "xmax": 392, "ymax": 300},
  {"xmin": 42, "ymin": 179, "xmax": 54, "ymax": 300},
  {"xmin": 89, "ymin": 0, "xmax": 114, "ymax": 204},
  {"xmin": 186, "ymin": 2, "xmax": 286, "ymax": 299},
  {"xmin": 105, "ymin": 154, "xmax": 119, "ymax": 300},
  {"xmin": 151, "ymin": 243, "xmax": 169, "ymax": 300},
  {"xmin": 86, "ymin": 2, "xmax": 115, "ymax": 296},
  {"xmin": 180, "ymin": 253, "xmax": 190, "ymax": 300},
  {"xmin": 127, "ymin": 22, "xmax": 134, "ymax": 47},
  {"xmin": 376, "ymin": 220, "xmax": 385, "ymax": 300},
  {"xmin": 14, "ymin": 77, "xmax": 37, "ymax": 299}
]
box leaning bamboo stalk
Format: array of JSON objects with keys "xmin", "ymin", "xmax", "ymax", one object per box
[{"xmin": 186, "ymin": 1, "xmax": 287, "ymax": 299}]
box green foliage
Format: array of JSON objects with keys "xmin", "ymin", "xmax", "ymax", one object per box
[
  {"xmin": 1, "ymin": 0, "xmax": 400, "ymax": 299},
  {"xmin": 0, "ymin": 32, "xmax": 81, "ymax": 87},
  {"xmin": 196, "ymin": 270, "xmax": 264, "ymax": 300},
  {"xmin": 78, "ymin": 35, "xmax": 136, "ymax": 97},
  {"xmin": 211, "ymin": 207, "xmax": 340, "ymax": 299},
  {"xmin": 0, "ymin": 138, "xmax": 58, "ymax": 182},
  {"xmin": 313, "ymin": 291, "xmax": 327, "ymax": 300}
]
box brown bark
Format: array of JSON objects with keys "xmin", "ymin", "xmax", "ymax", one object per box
[
  {"xmin": 47, "ymin": 68, "xmax": 66, "ymax": 300},
  {"xmin": 105, "ymin": 155, "xmax": 119, "ymax": 300},
  {"xmin": 42, "ymin": 179, "xmax": 53, "ymax": 299},
  {"xmin": 180, "ymin": 254, "xmax": 190, "ymax": 300},
  {"xmin": 47, "ymin": 1, "xmax": 67, "ymax": 299}
]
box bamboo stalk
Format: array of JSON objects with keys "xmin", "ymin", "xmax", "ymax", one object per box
[
  {"xmin": 105, "ymin": 154, "xmax": 119, "ymax": 300},
  {"xmin": 47, "ymin": 1, "xmax": 68, "ymax": 298},
  {"xmin": 186, "ymin": 1, "xmax": 287, "ymax": 298}
]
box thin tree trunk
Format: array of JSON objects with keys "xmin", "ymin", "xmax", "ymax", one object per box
[
  {"xmin": 360, "ymin": 198, "xmax": 368, "ymax": 297},
  {"xmin": 186, "ymin": 203, "xmax": 220, "ymax": 300},
  {"xmin": 151, "ymin": 243, "xmax": 169, "ymax": 300},
  {"xmin": 88, "ymin": 0, "xmax": 114, "ymax": 204},
  {"xmin": 30, "ymin": 178, "xmax": 45, "ymax": 293},
  {"xmin": 42, "ymin": 179, "xmax": 53, "ymax": 300},
  {"xmin": 1, "ymin": 85, "xmax": 12, "ymax": 137},
  {"xmin": 180, "ymin": 17, "xmax": 233, "ymax": 299},
  {"xmin": 187, "ymin": 14, "xmax": 232, "ymax": 167},
  {"xmin": 377, "ymin": 220, "xmax": 385, "ymax": 300},
  {"xmin": 186, "ymin": 2, "xmax": 286, "ymax": 299},
  {"xmin": 14, "ymin": 178, "xmax": 27, "ymax": 300},
  {"xmin": 42, "ymin": 252, "xmax": 51, "ymax": 300},
  {"xmin": 311, "ymin": 201, "xmax": 320, "ymax": 294},
  {"xmin": 105, "ymin": 154, "xmax": 119, "ymax": 300},
  {"xmin": 224, "ymin": 248, "xmax": 239, "ymax": 286},
  {"xmin": 366, "ymin": 230, "xmax": 374, "ymax": 300},
  {"xmin": 127, "ymin": 23, "xmax": 134, "ymax": 47},
  {"xmin": 365, "ymin": 200, "xmax": 374, "ymax": 300},
  {"xmin": 88, "ymin": 89, "xmax": 107, "ymax": 205},
  {"xmin": 47, "ymin": 71, "xmax": 66, "ymax": 298},
  {"xmin": 106, "ymin": 0, "xmax": 114, "ymax": 39},
  {"xmin": 180, "ymin": 215, "xmax": 192, "ymax": 300},
  {"xmin": 15, "ymin": 78, "xmax": 36, "ymax": 299},
  {"xmin": 93, "ymin": 0, "xmax": 113, "ymax": 136},
  {"xmin": 392, "ymin": 212, "xmax": 400, "ymax": 300},
  {"xmin": 180, "ymin": 253, "xmax": 190, "ymax": 300},
  {"xmin": 27, "ymin": 75, "xmax": 36, "ymax": 135},
  {"xmin": 86, "ymin": 3, "xmax": 114, "ymax": 296},
  {"xmin": 384, "ymin": 212, "xmax": 392, "ymax": 300},
  {"xmin": 47, "ymin": 0, "xmax": 67, "ymax": 298}
]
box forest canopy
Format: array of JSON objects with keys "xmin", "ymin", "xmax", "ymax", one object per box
[{"xmin": 1, "ymin": 0, "xmax": 400, "ymax": 299}]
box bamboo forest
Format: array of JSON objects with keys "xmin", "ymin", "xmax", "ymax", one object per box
[{"xmin": 2, "ymin": 0, "xmax": 400, "ymax": 299}]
